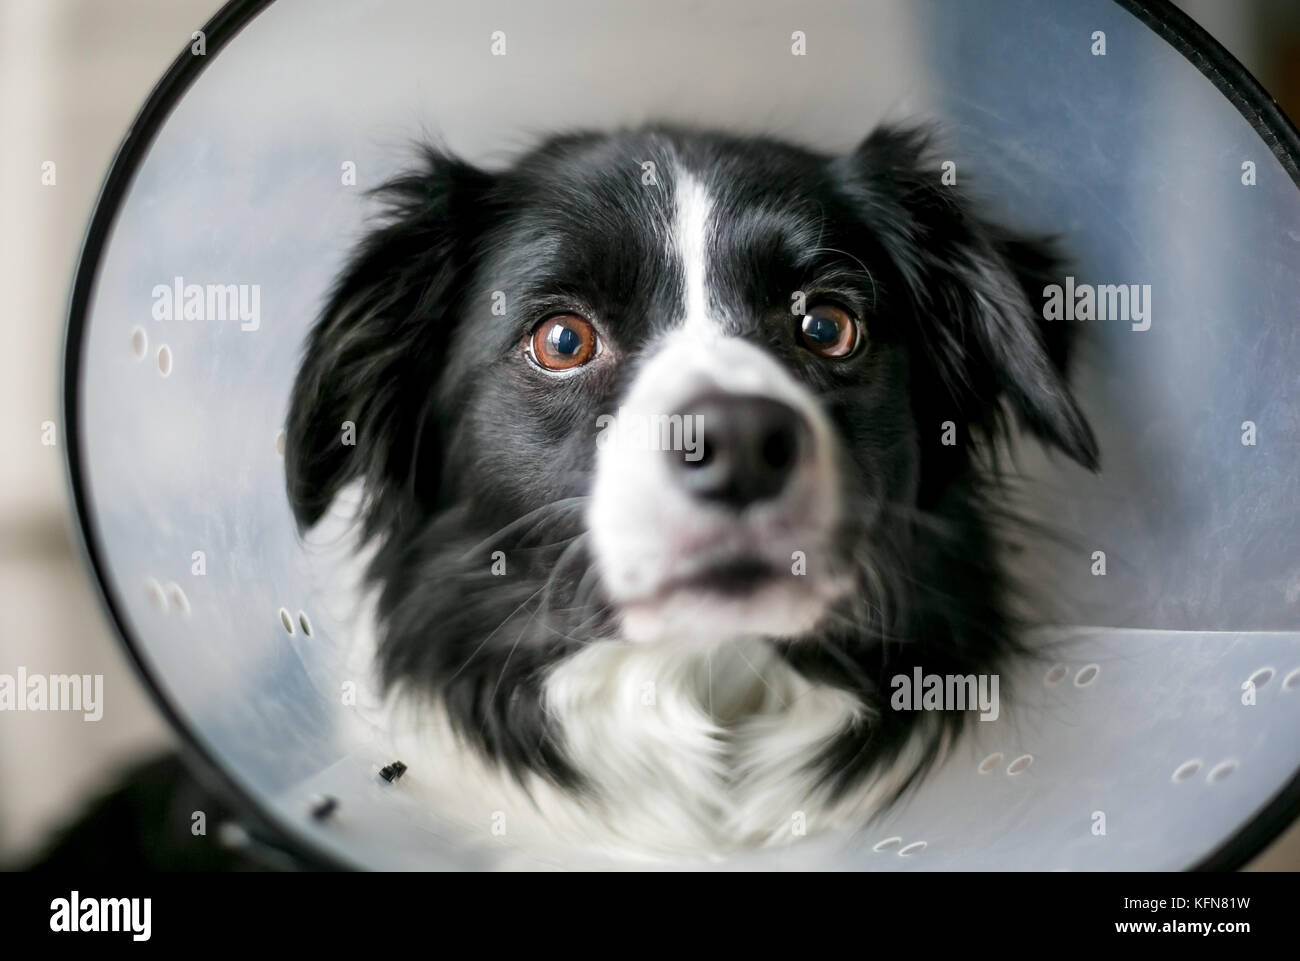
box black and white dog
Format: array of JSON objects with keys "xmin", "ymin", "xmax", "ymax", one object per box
[{"xmin": 285, "ymin": 124, "xmax": 1098, "ymax": 859}]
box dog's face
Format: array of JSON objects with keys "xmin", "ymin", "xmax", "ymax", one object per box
[
  {"xmin": 447, "ymin": 133, "xmax": 923, "ymax": 646},
  {"xmin": 286, "ymin": 125, "xmax": 1097, "ymax": 778}
]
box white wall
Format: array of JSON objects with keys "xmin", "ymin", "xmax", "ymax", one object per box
[{"xmin": 0, "ymin": 0, "xmax": 223, "ymax": 865}]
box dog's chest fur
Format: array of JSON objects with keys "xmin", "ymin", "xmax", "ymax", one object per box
[
  {"xmin": 345, "ymin": 592, "xmax": 881, "ymax": 859},
  {"xmin": 539, "ymin": 637, "xmax": 869, "ymax": 854}
]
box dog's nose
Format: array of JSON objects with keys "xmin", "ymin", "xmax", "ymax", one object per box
[{"xmin": 669, "ymin": 393, "xmax": 810, "ymax": 509}]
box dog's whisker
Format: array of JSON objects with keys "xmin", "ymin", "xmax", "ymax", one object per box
[
  {"xmin": 722, "ymin": 638, "xmax": 789, "ymax": 710},
  {"xmin": 443, "ymin": 582, "xmax": 552, "ymax": 684},
  {"xmin": 808, "ymin": 246, "xmax": 879, "ymax": 310},
  {"xmin": 536, "ymin": 532, "xmax": 595, "ymax": 625},
  {"xmin": 478, "ymin": 602, "xmax": 547, "ymax": 740},
  {"xmin": 455, "ymin": 496, "xmax": 589, "ymax": 562}
]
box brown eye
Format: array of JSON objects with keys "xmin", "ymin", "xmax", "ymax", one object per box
[
  {"xmin": 529, "ymin": 314, "xmax": 599, "ymax": 371},
  {"xmin": 798, "ymin": 304, "xmax": 859, "ymax": 358}
]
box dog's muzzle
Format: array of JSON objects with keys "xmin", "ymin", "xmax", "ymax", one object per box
[{"xmin": 587, "ymin": 332, "xmax": 850, "ymax": 644}]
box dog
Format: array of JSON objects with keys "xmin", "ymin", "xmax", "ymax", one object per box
[{"xmin": 284, "ymin": 123, "xmax": 1098, "ymax": 861}]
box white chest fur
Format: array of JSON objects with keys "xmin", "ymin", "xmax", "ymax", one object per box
[
  {"xmin": 346, "ymin": 615, "xmax": 926, "ymax": 862},
  {"xmin": 540, "ymin": 636, "xmax": 869, "ymax": 857}
]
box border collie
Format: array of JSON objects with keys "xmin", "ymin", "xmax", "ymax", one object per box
[{"xmin": 285, "ymin": 124, "xmax": 1098, "ymax": 860}]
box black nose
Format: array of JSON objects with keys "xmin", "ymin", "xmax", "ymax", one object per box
[{"xmin": 668, "ymin": 393, "xmax": 810, "ymax": 509}]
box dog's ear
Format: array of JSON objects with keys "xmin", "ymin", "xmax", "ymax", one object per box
[
  {"xmin": 836, "ymin": 125, "xmax": 1099, "ymax": 471},
  {"xmin": 285, "ymin": 147, "xmax": 494, "ymax": 532}
]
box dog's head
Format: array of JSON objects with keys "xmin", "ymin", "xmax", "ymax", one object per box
[{"xmin": 286, "ymin": 124, "xmax": 1096, "ymax": 676}]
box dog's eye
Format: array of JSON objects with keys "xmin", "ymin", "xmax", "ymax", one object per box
[
  {"xmin": 529, "ymin": 314, "xmax": 599, "ymax": 371},
  {"xmin": 797, "ymin": 304, "xmax": 859, "ymax": 358}
]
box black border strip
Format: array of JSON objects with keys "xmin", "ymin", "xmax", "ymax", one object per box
[{"xmin": 61, "ymin": 0, "xmax": 1300, "ymax": 872}]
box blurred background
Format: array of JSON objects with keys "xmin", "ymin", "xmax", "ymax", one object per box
[{"xmin": 1, "ymin": 0, "xmax": 1299, "ymax": 869}]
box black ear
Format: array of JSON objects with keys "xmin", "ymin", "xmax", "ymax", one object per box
[
  {"xmin": 836, "ymin": 125, "xmax": 1099, "ymax": 471},
  {"xmin": 285, "ymin": 147, "xmax": 494, "ymax": 532}
]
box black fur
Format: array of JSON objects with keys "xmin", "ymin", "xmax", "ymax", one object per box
[{"xmin": 285, "ymin": 124, "xmax": 1097, "ymax": 805}]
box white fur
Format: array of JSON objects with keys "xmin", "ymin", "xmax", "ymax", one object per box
[
  {"xmin": 541, "ymin": 635, "xmax": 881, "ymax": 856},
  {"xmin": 674, "ymin": 171, "xmax": 715, "ymax": 337}
]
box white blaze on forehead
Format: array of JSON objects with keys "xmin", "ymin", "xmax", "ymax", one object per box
[{"xmin": 672, "ymin": 170, "xmax": 718, "ymax": 335}]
